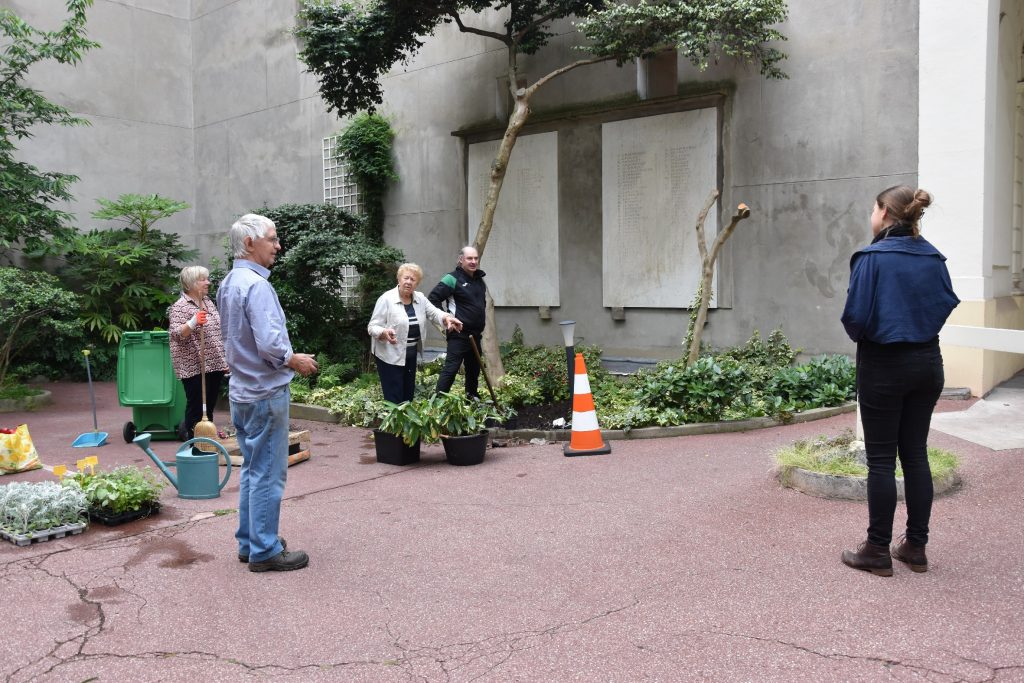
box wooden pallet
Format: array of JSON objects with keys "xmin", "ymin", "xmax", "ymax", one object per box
[
  {"xmin": 1, "ymin": 522, "xmax": 87, "ymax": 547},
  {"xmin": 215, "ymin": 430, "xmax": 311, "ymax": 467}
]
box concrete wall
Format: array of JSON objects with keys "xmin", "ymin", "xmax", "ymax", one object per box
[
  {"xmin": 371, "ymin": 2, "xmax": 921, "ymax": 357},
  {"xmin": 10, "ymin": 0, "xmax": 195, "ymax": 240}
]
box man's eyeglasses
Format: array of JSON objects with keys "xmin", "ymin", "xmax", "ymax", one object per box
[{"xmin": 262, "ymin": 235, "xmax": 281, "ymax": 245}]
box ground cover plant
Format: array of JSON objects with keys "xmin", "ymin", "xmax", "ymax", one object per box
[
  {"xmin": 0, "ymin": 481, "xmax": 87, "ymax": 535},
  {"xmin": 775, "ymin": 429, "xmax": 959, "ymax": 481},
  {"xmin": 297, "ymin": 328, "xmax": 855, "ymax": 431},
  {"xmin": 63, "ymin": 465, "xmax": 165, "ymax": 515}
]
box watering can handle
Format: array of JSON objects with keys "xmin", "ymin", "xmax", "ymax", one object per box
[{"xmin": 188, "ymin": 437, "xmax": 232, "ymax": 490}]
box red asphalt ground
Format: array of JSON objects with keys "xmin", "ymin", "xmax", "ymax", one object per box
[{"xmin": 1, "ymin": 382, "xmax": 1022, "ymax": 682}]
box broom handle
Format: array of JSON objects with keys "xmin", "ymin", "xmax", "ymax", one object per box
[
  {"xmin": 199, "ymin": 304, "xmax": 207, "ymax": 416},
  {"xmin": 468, "ymin": 335, "xmax": 500, "ymax": 407}
]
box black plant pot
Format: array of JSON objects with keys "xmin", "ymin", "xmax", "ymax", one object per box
[
  {"xmin": 89, "ymin": 501, "xmax": 161, "ymax": 527},
  {"xmin": 373, "ymin": 430, "xmax": 421, "ymax": 466},
  {"xmin": 440, "ymin": 431, "xmax": 488, "ymax": 466}
]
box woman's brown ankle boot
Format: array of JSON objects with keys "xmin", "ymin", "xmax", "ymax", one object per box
[
  {"xmin": 842, "ymin": 541, "xmax": 894, "ymax": 576},
  {"xmin": 891, "ymin": 539, "xmax": 928, "ymax": 573}
]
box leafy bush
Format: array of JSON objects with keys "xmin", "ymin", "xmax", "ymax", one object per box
[
  {"xmin": 63, "ymin": 465, "xmax": 165, "ymax": 514},
  {"xmin": 306, "ymin": 376, "xmax": 388, "ymax": 427},
  {"xmin": 0, "ymin": 267, "xmax": 81, "ymax": 385},
  {"xmin": 495, "ymin": 372, "xmax": 544, "ymax": 408},
  {"xmin": 56, "ymin": 194, "xmax": 195, "ymax": 342},
  {"xmin": 500, "ymin": 327, "xmax": 604, "ymax": 403},
  {"xmin": 632, "ymin": 356, "xmax": 750, "ymax": 423},
  {"xmin": 0, "ymin": 481, "xmax": 87, "ymax": 534},
  {"xmin": 766, "ymin": 354, "xmax": 855, "ymax": 412},
  {"xmin": 256, "ymin": 203, "xmax": 403, "ymax": 368},
  {"xmin": 717, "ymin": 328, "xmax": 797, "ymax": 388}
]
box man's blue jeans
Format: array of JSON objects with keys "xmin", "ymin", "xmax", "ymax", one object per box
[{"xmin": 231, "ymin": 387, "xmax": 289, "ymax": 563}]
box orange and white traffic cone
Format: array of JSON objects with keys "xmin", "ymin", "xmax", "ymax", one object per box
[{"xmin": 564, "ymin": 353, "xmax": 611, "ymax": 457}]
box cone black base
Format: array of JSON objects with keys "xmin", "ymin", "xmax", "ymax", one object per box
[{"xmin": 563, "ymin": 442, "xmax": 611, "ymax": 457}]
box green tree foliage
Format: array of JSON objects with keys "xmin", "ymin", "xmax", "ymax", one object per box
[
  {"xmin": 0, "ymin": 266, "xmax": 81, "ymax": 385},
  {"xmin": 58, "ymin": 194, "xmax": 195, "ymax": 342},
  {"xmin": 256, "ymin": 203, "xmax": 404, "ymax": 367},
  {"xmin": 0, "ymin": 0, "xmax": 99, "ymax": 257},
  {"xmin": 336, "ymin": 112, "xmax": 399, "ymax": 239}
]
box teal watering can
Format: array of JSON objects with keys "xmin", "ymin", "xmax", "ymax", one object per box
[{"xmin": 133, "ymin": 433, "xmax": 231, "ymax": 499}]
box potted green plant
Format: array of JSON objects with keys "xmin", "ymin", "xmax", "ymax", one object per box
[
  {"xmin": 376, "ymin": 393, "xmax": 505, "ymax": 466},
  {"xmin": 63, "ymin": 465, "xmax": 166, "ymax": 526},
  {"xmin": 0, "ymin": 481, "xmax": 88, "ymax": 546},
  {"xmin": 374, "ymin": 399, "xmax": 434, "ymax": 466}
]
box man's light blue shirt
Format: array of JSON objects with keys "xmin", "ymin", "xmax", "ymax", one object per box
[{"xmin": 217, "ymin": 259, "xmax": 295, "ymax": 403}]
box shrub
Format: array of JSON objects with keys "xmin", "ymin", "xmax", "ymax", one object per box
[
  {"xmin": 500, "ymin": 327, "xmax": 604, "ymax": 403},
  {"xmin": 0, "ymin": 267, "xmax": 81, "ymax": 385},
  {"xmin": 766, "ymin": 354, "xmax": 855, "ymax": 411},
  {"xmin": 632, "ymin": 356, "xmax": 750, "ymax": 423},
  {"xmin": 56, "ymin": 194, "xmax": 195, "ymax": 342},
  {"xmin": 256, "ymin": 203, "xmax": 403, "ymax": 368}
]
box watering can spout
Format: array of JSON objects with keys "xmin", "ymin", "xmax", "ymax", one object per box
[{"xmin": 132, "ymin": 433, "xmax": 178, "ymax": 490}]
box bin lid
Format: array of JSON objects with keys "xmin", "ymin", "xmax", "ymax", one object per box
[{"xmin": 117, "ymin": 331, "xmax": 176, "ymax": 406}]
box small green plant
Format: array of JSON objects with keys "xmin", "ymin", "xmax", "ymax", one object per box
[
  {"xmin": 378, "ymin": 392, "xmax": 504, "ymax": 446},
  {"xmin": 775, "ymin": 431, "xmax": 960, "ymax": 481},
  {"xmin": 64, "ymin": 465, "xmax": 166, "ymax": 514},
  {"xmin": 0, "ymin": 481, "xmax": 87, "ymax": 534}
]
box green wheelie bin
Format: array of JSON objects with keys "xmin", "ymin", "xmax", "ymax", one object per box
[{"xmin": 117, "ymin": 331, "xmax": 186, "ymax": 442}]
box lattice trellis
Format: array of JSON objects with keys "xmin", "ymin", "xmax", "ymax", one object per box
[
  {"xmin": 323, "ymin": 135, "xmax": 363, "ymax": 214},
  {"xmin": 323, "ymin": 136, "xmax": 362, "ymax": 304}
]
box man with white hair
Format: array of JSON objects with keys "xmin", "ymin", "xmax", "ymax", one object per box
[{"xmin": 217, "ymin": 213, "xmax": 318, "ymax": 572}]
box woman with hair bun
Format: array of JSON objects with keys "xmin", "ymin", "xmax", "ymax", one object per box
[{"xmin": 840, "ymin": 185, "xmax": 959, "ymax": 577}]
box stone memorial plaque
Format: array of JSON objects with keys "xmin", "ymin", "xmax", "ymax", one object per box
[
  {"xmin": 468, "ymin": 132, "xmax": 559, "ymax": 306},
  {"xmin": 602, "ymin": 109, "xmax": 718, "ymax": 308}
]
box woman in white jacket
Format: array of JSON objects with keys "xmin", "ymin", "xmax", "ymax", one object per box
[{"xmin": 368, "ymin": 263, "xmax": 461, "ymax": 403}]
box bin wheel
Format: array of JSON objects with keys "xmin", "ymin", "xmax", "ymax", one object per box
[{"xmin": 123, "ymin": 421, "xmax": 136, "ymax": 443}]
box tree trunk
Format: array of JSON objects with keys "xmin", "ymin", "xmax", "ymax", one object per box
[
  {"xmin": 686, "ymin": 192, "xmax": 751, "ymax": 367},
  {"xmin": 470, "ymin": 96, "xmax": 530, "ymax": 382}
]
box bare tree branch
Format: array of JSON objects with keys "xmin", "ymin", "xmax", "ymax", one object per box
[
  {"xmin": 450, "ymin": 12, "xmax": 510, "ymax": 43},
  {"xmin": 526, "ymin": 55, "xmax": 612, "ymax": 96}
]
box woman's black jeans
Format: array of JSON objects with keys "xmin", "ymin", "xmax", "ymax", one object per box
[
  {"xmin": 857, "ymin": 339, "xmax": 944, "ymax": 547},
  {"xmin": 180, "ymin": 370, "xmax": 225, "ymax": 439},
  {"xmin": 376, "ymin": 346, "xmax": 418, "ymax": 404}
]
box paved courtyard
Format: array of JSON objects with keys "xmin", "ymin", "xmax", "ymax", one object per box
[{"xmin": 1, "ymin": 382, "xmax": 1022, "ymax": 682}]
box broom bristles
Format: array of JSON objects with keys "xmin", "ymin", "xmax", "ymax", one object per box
[{"xmin": 194, "ymin": 412, "xmax": 219, "ymax": 452}]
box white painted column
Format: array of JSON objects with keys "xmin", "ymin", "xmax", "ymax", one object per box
[{"xmin": 918, "ymin": 0, "xmax": 999, "ymax": 301}]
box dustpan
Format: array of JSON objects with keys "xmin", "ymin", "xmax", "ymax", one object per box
[{"xmin": 73, "ymin": 350, "xmax": 108, "ymax": 448}]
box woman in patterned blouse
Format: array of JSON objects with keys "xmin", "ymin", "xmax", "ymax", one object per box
[{"xmin": 168, "ymin": 266, "xmax": 228, "ymax": 440}]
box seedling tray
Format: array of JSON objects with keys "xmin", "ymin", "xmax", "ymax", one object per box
[
  {"xmin": 88, "ymin": 502, "xmax": 161, "ymax": 526},
  {"xmin": 0, "ymin": 522, "xmax": 87, "ymax": 547}
]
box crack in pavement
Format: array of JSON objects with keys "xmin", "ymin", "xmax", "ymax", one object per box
[{"xmin": 709, "ymin": 629, "xmax": 1010, "ymax": 681}]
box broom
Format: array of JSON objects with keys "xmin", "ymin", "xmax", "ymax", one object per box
[{"xmin": 193, "ymin": 306, "xmax": 219, "ymax": 452}]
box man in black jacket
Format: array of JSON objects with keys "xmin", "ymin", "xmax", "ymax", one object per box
[{"xmin": 428, "ymin": 246, "xmax": 487, "ymax": 398}]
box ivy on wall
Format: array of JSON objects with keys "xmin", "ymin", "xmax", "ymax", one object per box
[{"xmin": 335, "ymin": 112, "xmax": 398, "ymax": 239}]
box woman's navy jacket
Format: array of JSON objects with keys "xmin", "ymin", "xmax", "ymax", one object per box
[{"xmin": 841, "ymin": 236, "xmax": 960, "ymax": 344}]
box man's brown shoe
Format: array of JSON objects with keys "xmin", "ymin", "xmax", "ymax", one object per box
[
  {"xmin": 248, "ymin": 549, "xmax": 309, "ymax": 572},
  {"xmin": 891, "ymin": 538, "xmax": 928, "ymax": 573},
  {"xmin": 842, "ymin": 541, "xmax": 893, "ymax": 576}
]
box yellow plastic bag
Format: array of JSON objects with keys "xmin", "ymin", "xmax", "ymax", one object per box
[{"xmin": 0, "ymin": 424, "xmax": 41, "ymax": 474}]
